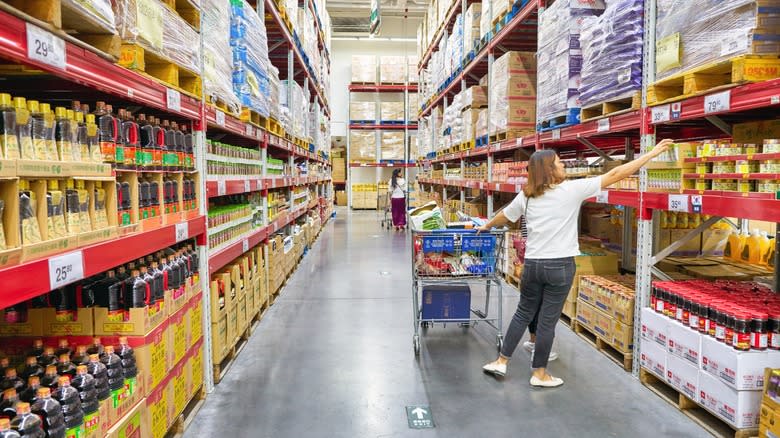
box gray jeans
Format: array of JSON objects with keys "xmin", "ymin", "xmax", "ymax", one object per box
[{"xmin": 501, "ymin": 257, "xmax": 576, "ymax": 368}]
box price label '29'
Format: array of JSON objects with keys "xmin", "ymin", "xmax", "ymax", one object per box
[
  {"xmin": 49, "ymin": 251, "xmax": 84, "ymax": 290},
  {"xmin": 26, "ymin": 23, "xmax": 66, "ymax": 69}
]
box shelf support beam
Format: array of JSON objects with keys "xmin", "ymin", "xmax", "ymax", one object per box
[
  {"xmin": 650, "ymin": 215, "xmax": 722, "ymax": 266},
  {"xmin": 577, "ymin": 137, "xmax": 613, "ymax": 161},
  {"xmin": 705, "ymin": 116, "xmax": 733, "ymax": 136}
]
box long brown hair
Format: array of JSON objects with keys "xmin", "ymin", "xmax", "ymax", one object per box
[{"xmin": 523, "ymin": 150, "xmax": 562, "ymax": 198}]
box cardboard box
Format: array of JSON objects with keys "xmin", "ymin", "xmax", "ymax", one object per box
[
  {"xmin": 144, "ymin": 374, "xmax": 171, "ymax": 438},
  {"xmin": 0, "ymin": 308, "xmax": 45, "ymax": 337},
  {"xmin": 698, "ymin": 370, "xmax": 762, "ymax": 429},
  {"xmin": 93, "ymin": 301, "xmax": 166, "ymax": 337},
  {"xmin": 760, "ymin": 403, "xmax": 780, "ymax": 437},
  {"xmin": 701, "ymin": 334, "xmax": 769, "ymax": 391},
  {"xmin": 211, "ymin": 313, "xmax": 228, "ymax": 364},
  {"xmin": 587, "ymin": 214, "xmax": 614, "ymax": 240},
  {"xmin": 640, "ymin": 337, "xmax": 668, "ymax": 379},
  {"xmin": 226, "ymin": 300, "xmax": 238, "ymax": 349},
  {"xmin": 237, "ymin": 295, "xmax": 247, "ymax": 334},
  {"xmin": 667, "ymin": 319, "xmax": 701, "ymax": 367},
  {"xmin": 576, "ymin": 298, "xmax": 597, "ymax": 331},
  {"xmin": 611, "ymin": 320, "xmax": 634, "ymax": 353},
  {"xmin": 562, "ymin": 300, "xmax": 576, "ymax": 319},
  {"xmin": 168, "ymin": 304, "xmax": 187, "ymax": 370},
  {"xmin": 641, "ymin": 308, "xmax": 669, "ymax": 349},
  {"xmin": 666, "ymin": 354, "xmax": 699, "ymax": 401},
  {"xmin": 189, "ymin": 294, "xmax": 203, "ymax": 346},
  {"xmin": 105, "ymin": 398, "xmax": 145, "ymax": 438},
  {"xmin": 351, "ymin": 55, "xmax": 376, "ymax": 83}
]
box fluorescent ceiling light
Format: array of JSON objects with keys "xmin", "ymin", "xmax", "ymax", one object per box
[{"xmin": 332, "ymin": 36, "xmax": 416, "ymax": 41}]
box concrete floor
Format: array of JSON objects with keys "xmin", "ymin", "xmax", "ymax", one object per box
[{"xmin": 186, "ymin": 209, "xmax": 710, "ymax": 438}]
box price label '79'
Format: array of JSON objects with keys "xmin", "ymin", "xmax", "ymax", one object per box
[{"xmin": 49, "ymin": 251, "xmax": 85, "ymax": 290}]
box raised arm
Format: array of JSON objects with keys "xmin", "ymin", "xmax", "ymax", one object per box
[{"xmin": 600, "ymin": 139, "xmax": 674, "ymax": 189}]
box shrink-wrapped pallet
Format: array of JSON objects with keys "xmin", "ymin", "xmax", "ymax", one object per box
[
  {"xmin": 462, "ymin": 86, "xmax": 488, "ymax": 109},
  {"xmin": 66, "ymin": 0, "xmax": 116, "ymax": 33},
  {"xmin": 351, "ymin": 55, "xmax": 377, "ymax": 83},
  {"xmin": 380, "ymin": 56, "xmax": 407, "ymax": 83},
  {"xmin": 536, "ymin": 0, "xmax": 605, "ymax": 124},
  {"xmin": 476, "ymin": 108, "xmax": 489, "ymax": 139},
  {"xmin": 203, "ymin": 0, "xmax": 240, "ymax": 112},
  {"xmin": 380, "ymin": 101, "xmax": 405, "ymax": 121},
  {"xmin": 350, "ymin": 102, "xmax": 376, "ymax": 122},
  {"xmin": 349, "ymin": 131, "xmax": 377, "ymax": 161},
  {"xmin": 489, "ymin": 51, "xmax": 537, "ymax": 136},
  {"xmin": 656, "ymin": 0, "xmax": 780, "ymax": 80},
  {"xmin": 464, "ymin": 4, "xmax": 482, "ymax": 55},
  {"xmin": 281, "ymin": 80, "xmax": 306, "ymax": 138},
  {"xmin": 381, "ymin": 132, "xmax": 405, "ymax": 160},
  {"xmin": 407, "ymin": 56, "xmax": 420, "ymax": 83},
  {"xmin": 409, "ymin": 93, "xmax": 420, "ymax": 121},
  {"xmin": 462, "ymin": 109, "xmax": 481, "ymax": 143},
  {"xmin": 231, "ymin": 0, "xmax": 272, "ymax": 117},
  {"xmin": 579, "ymin": 0, "xmax": 644, "ymax": 107},
  {"xmin": 114, "ymin": 0, "xmax": 202, "ymax": 74}
]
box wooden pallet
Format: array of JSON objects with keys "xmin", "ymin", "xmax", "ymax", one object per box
[
  {"xmin": 640, "ymin": 368, "xmax": 759, "ymax": 438},
  {"xmin": 212, "ymin": 323, "xmax": 252, "ymax": 385},
  {"xmin": 492, "ymin": 10, "xmax": 508, "ymax": 26},
  {"xmin": 119, "ymin": 44, "xmax": 202, "ymax": 98},
  {"xmin": 580, "ymin": 92, "xmax": 642, "ymax": 122},
  {"xmin": 559, "ymin": 312, "xmax": 576, "ymax": 330},
  {"xmin": 162, "ymin": 0, "xmax": 201, "ymax": 31},
  {"xmin": 165, "ymin": 386, "xmax": 206, "ymax": 438},
  {"xmin": 459, "ymin": 141, "xmax": 475, "ymax": 151},
  {"xmin": 648, "ymin": 55, "xmax": 780, "ymax": 106},
  {"xmin": 207, "ymin": 97, "xmax": 240, "ymax": 117},
  {"xmin": 574, "ymin": 322, "xmax": 633, "ymax": 372},
  {"xmin": 489, "ymin": 129, "xmax": 532, "ymax": 143},
  {"xmin": 0, "ymin": 0, "xmax": 121, "ymax": 60}
]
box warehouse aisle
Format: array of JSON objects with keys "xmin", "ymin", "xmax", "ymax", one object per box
[{"xmin": 186, "ymin": 210, "xmax": 709, "ymax": 438}]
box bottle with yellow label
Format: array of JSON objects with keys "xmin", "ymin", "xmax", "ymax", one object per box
[
  {"xmin": 85, "ymin": 113, "xmax": 102, "ymax": 163},
  {"xmin": 28, "ymin": 100, "xmax": 48, "ymax": 160},
  {"xmin": 73, "ymin": 110, "xmax": 88, "ymax": 162},
  {"xmin": 13, "ymin": 97, "xmax": 33, "ymax": 160},
  {"xmin": 65, "ymin": 180, "xmax": 80, "ymax": 235},
  {"xmin": 67, "ymin": 109, "xmax": 80, "ymax": 161},
  {"xmin": 93, "ymin": 185, "xmax": 108, "ymax": 230},
  {"xmin": 54, "ymin": 107, "xmax": 73, "ymax": 162},
  {"xmin": 739, "ymin": 229, "xmax": 754, "ymax": 262},
  {"xmin": 0, "ymin": 93, "xmax": 19, "ymax": 159},
  {"xmin": 40, "ymin": 103, "xmax": 57, "ymax": 160},
  {"xmin": 75, "ymin": 180, "xmax": 91, "ymax": 233},
  {"xmin": 19, "ymin": 180, "xmax": 42, "ymax": 244},
  {"xmin": 46, "ymin": 180, "xmax": 67, "ymax": 239},
  {"xmin": 0, "ymin": 199, "xmax": 6, "ymax": 250}
]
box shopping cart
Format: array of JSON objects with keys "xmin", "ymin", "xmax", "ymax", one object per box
[
  {"xmin": 378, "ymin": 191, "xmax": 391, "ymax": 229},
  {"xmin": 410, "ymin": 228, "xmax": 505, "ymax": 355}
]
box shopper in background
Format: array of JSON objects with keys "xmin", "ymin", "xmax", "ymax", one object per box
[
  {"xmin": 480, "ymin": 139, "xmax": 673, "ymax": 387},
  {"xmin": 390, "ymin": 168, "xmax": 407, "ymax": 231}
]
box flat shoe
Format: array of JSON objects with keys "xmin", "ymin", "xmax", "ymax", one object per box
[
  {"xmin": 530, "ymin": 375, "xmax": 563, "ymax": 387},
  {"xmin": 482, "ymin": 361, "xmax": 506, "ymax": 377}
]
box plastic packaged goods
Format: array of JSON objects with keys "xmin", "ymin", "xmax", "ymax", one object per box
[
  {"xmin": 463, "ymin": 4, "xmax": 482, "ymax": 56},
  {"xmin": 379, "ymin": 56, "xmax": 406, "ymax": 83},
  {"xmin": 63, "ymin": 0, "xmax": 116, "ymax": 34},
  {"xmin": 231, "ymin": 0, "xmax": 272, "ymax": 117},
  {"xmin": 578, "ymin": 0, "xmax": 644, "ymax": 107},
  {"xmin": 380, "ymin": 101, "xmax": 405, "ymax": 122},
  {"xmin": 349, "ymin": 131, "xmax": 376, "ymax": 162},
  {"xmin": 656, "ymin": 0, "xmax": 780, "ymax": 80},
  {"xmin": 280, "ymin": 80, "xmax": 306, "ymax": 138},
  {"xmin": 489, "ymin": 51, "xmax": 537, "ymax": 136},
  {"xmin": 380, "ymin": 132, "xmax": 405, "ymax": 160},
  {"xmin": 537, "ymin": 0, "xmax": 605, "ymax": 123},
  {"xmin": 267, "ymin": 66, "xmax": 281, "ymax": 121},
  {"xmin": 114, "ymin": 0, "xmax": 201, "ymax": 75},
  {"xmin": 202, "ymin": 0, "xmax": 240, "ymax": 113}
]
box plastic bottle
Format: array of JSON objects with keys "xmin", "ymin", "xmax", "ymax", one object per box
[
  {"xmin": 116, "ymin": 338, "xmax": 137, "ymax": 380},
  {"xmin": 129, "ymin": 269, "xmax": 149, "ymax": 308},
  {"xmin": 93, "ymin": 102, "xmax": 115, "ymax": 164},
  {"xmin": 0, "ymin": 93, "xmax": 20, "ymax": 160},
  {"xmin": 9, "ymin": 402, "xmax": 44, "ymax": 438},
  {"xmin": 39, "ymin": 104, "xmax": 57, "ymax": 162},
  {"xmin": 53, "ymin": 107, "xmax": 72, "ymax": 162},
  {"xmin": 13, "ymin": 97, "xmax": 33, "ymax": 160},
  {"xmin": 100, "ymin": 347, "xmax": 123, "ymax": 392},
  {"xmin": 730, "ymin": 229, "xmax": 749, "ymax": 261},
  {"xmin": 84, "ymin": 113, "xmax": 101, "ymax": 164},
  {"xmin": 151, "ymin": 117, "xmax": 165, "ymax": 170},
  {"xmin": 51, "ymin": 377, "xmax": 82, "ymax": 431},
  {"xmin": 149, "ymin": 179, "xmax": 160, "ymax": 217},
  {"xmin": 745, "ymin": 229, "xmax": 761, "ymax": 264},
  {"xmin": 74, "ymin": 181, "xmax": 90, "ymax": 234},
  {"xmin": 149, "ymin": 262, "xmax": 165, "ymax": 303},
  {"xmin": 26, "ymin": 101, "xmax": 48, "ymax": 160},
  {"xmin": 181, "ymin": 124, "xmax": 194, "ymax": 170},
  {"xmin": 18, "ymin": 377, "xmax": 40, "ymax": 405},
  {"xmin": 38, "ymin": 348, "xmax": 56, "ymax": 369},
  {"xmin": 93, "ymin": 185, "xmax": 108, "ymax": 229},
  {"xmin": 117, "ymin": 109, "xmax": 135, "ymax": 170},
  {"xmin": 85, "ymin": 356, "xmax": 108, "ymax": 402},
  {"xmin": 0, "ymin": 418, "xmax": 21, "ymax": 438},
  {"xmin": 137, "ymin": 114, "xmax": 153, "ymax": 171},
  {"xmin": 757, "ymin": 231, "xmax": 772, "ymax": 265},
  {"xmin": 45, "ymin": 181, "xmax": 66, "ymax": 239},
  {"xmin": 161, "ymin": 120, "xmax": 176, "ymax": 170},
  {"xmin": 69, "ymin": 366, "xmax": 97, "ymax": 415},
  {"xmin": 104, "ymin": 271, "xmax": 125, "ymax": 321},
  {"xmin": 86, "ymin": 339, "xmax": 104, "ymax": 360},
  {"xmin": 31, "ymin": 388, "xmax": 65, "ymax": 438},
  {"xmin": 159, "ymin": 258, "xmax": 172, "ymax": 292},
  {"xmin": 54, "ymin": 356, "xmax": 75, "ymax": 382},
  {"xmin": 39, "ymin": 367, "xmax": 58, "ymax": 392},
  {"xmin": 171, "ymin": 122, "xmax": 185, "ymax": 171},
  {"xmin": 71, "ymin": 347, "xmax": 88, "ymax": 369},
  {"xmin": 54, "ymin": 341, "xmax": 71, "ymax": 360},
  {"xmin": 19, "ymin": 181, "xmax": 42, "ymax": 245},
  {"xmin": 1, "ymin": 369, "xmax": 24, "ymax": 393},
  {"xmin": 20, "ymin": 358, "xmax": 43, "ymax": 383},
  {"xmin": 0, "ymin": 389, "xmax": 20, "ymax": 418}
]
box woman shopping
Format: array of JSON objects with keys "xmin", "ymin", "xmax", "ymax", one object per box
[
  {"xmin": 480, "ymin": 139, "xmax": 673, "ymax": 388},
  {"xmin": 389, "ymin": 168, "xmax": 407, "ymax": 230}
]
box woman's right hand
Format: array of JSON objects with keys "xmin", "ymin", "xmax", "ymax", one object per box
[{"xmin": 650, "ymin": 139, "xmax": 675, "ymax": 158}]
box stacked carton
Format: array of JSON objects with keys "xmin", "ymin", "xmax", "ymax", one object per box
[
  {"xmin": 463, "ymin": 4, "xmax": 482, "ymax": 57},
  {"xmin": 351, "ymin": 55, "xmax": 377, "ymax": 83},
  {"xmin": 489, "ymin": 51, "xmax": 537, "ymax": 137},
  {"xmin": 381, "ymin": 132, "xmax": 405, "ymax": 160},
  {"xmin": 349, "ymin": 131, "xmax": 376, "ymax": 162}
]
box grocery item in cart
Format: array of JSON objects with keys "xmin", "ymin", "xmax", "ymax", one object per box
[
  {"xmin": 9, "ymin": 402, "xmax": 43, "ymax": 438},
  {"xmin": 31, "ymin": 387, "xmax": 65, "ymax": 438}
]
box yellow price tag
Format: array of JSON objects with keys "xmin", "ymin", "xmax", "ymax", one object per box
[{"xmin": 657, "ymin": 33, "xmax": 682, "ymax": 73}]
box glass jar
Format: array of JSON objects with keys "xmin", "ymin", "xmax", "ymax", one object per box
[
  {"xmin": 715, "ymin": 307, "xmax": 727, "ymax": 342},
  {"xmin": 770, "ymin": 314, "xmax": 780, "ymax": 350},
  {"xmin": 725, "ymin": 311, "xmax": 736, "ymax": 347},
  {"xmin": 750, "ymin": 312, "xmax": 768, "ymax": 351},
  {"xmin": 733, "ymin": 313, "xmax": 751, "ymax": 351}
]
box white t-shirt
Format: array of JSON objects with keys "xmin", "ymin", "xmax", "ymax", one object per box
[
  {"xmin": 502, "ymin": 177, "xmax": 602, "ymax": 259},
  {"xmin": 390, "ymin": 178, "xmax": 406, "ymax": 198}
]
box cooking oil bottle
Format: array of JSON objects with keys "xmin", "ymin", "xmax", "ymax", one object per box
[
  {"xmin": 19, "ymin": 180, "xmax": 42, "ymax": 244},
  {"xmin": 75, "ymin": 180, "xmax": 91, "ymax": 233},
  {"xmin": 46, "ymin": 180, "xmax": 66, "ymax": 239},
  {"xmin": 14, "ymin": 97, "xmax": 33, "ymax": 160},
  {"xmin": 94, "ymin": 102, "xmax": 115, "ymax": 164},
  {"xmin": 73, "ymin": 111, "xmax": 88, "ymax": 162},
  {"xmin": 0, "ymin": 93, "xmax": 19, "ymax": 160},
  {"xmin": 28, "ymin": 100, "xmax": 48, "ymax": 160},
  {"xmin": 93, "ymin": 185, "xmax": 108, "ymax": 230},
  {"xmin": 54, "ymin": 107, "xmax": 73, "ymax": 162},
  {"xmin": 65, "ymin": 180, "xmax": 81, "ymax": 235},
  {"xmin": 746, "ymin": 229, "xmax": 762, "ymax": 264},
  {"xmin": 40, "ymin": 103, "xmax": 57, "ymax": 160}
]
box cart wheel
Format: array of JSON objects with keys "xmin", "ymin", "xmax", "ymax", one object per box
[
  {"xmin": 413, "ymin": 336, "xmax": 420, "ymax": 356},
  {"xmin": 496, "ymin": 336, "xmax": 504, "ymax": 353}
]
